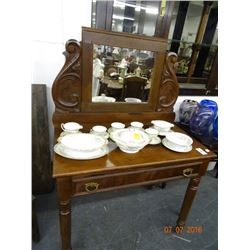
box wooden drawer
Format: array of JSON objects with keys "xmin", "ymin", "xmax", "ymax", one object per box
[{"xmin": 72, "ymin": 162, "xmax": 202, "ymax": 196}]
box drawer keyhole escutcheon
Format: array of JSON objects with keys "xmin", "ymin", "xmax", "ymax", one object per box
[
  {"xmin": 183, "ymin": 168, "xmax": 194, "ymax": 177},
  {"xmin": 85, "ymin": 182, "xmax": 99, "ymax": 192}
]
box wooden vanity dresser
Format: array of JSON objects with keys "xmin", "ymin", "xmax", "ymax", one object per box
[{"xmin": 52, "ymin": 27, "xmax": 216, "ymax": 250}]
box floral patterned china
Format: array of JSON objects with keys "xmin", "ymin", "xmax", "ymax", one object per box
[{"xmin": 111, "ymin": 128, "xmax": 150, "ymax": 153}]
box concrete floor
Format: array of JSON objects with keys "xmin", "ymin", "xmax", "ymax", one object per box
[{"xmin": 32, "ymin": 172, "xmax": 217, "ymax": 250}]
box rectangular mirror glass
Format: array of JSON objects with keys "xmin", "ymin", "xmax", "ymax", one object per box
[
  {"xmin": 92, "ymin": 44, "xmax": 155, "ymax": 103},
  {"xmin": 81, "ymin": 27, "xmax": 167, "ymax": 113}
]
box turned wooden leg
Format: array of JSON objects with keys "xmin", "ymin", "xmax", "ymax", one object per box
[
  {"xmin": 176, "ymin": 176, "xmax": 201, "ymax": 227},
  {"xmin": 57, "ymin": 177, "xmax": 72, "ymax": 250}
]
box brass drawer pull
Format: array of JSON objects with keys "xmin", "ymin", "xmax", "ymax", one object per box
[
  {"xmin": 183, "ymin": 168, "xmax": 194, "ymax": 177},
  {"xmin": 85, "ymin": 182, "xmax": 99, "ymax": 192}
]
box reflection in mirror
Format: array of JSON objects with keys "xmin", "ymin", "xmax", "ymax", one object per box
[{"xmin": 92, "ymin": 44, "xmax": 155, "ymax": 103}]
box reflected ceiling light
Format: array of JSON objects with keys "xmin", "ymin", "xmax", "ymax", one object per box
[
  {"xmin": 135, "ymin": 6, "xmax": 141, "ymax": 12},
  {"xmin": 114, "ymin": 0, "xmax": 125, "ymax": 9},
  {"xmin": 114, "ymin": 0, "xmax": 158, "ymax": 15},
  {"xmin": 146, "ymin": 8, "xmax": 158, "ymax": 15},
  {"xmin": 113, "ymin": 14, "xmax": 135, "ymax": 21}
]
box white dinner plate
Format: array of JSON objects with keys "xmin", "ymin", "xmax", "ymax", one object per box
[
  {"xmin": 162, "ymin": 138, "xmax": 192, "ymax": 153},
  {"xmin": 54, "ymin": 143, "xmax": 108, "ymax": 160}
]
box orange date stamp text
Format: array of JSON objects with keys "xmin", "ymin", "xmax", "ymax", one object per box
[{"xmin": 164, "ymin": 226, "xmax": 203, "ymax": 234}]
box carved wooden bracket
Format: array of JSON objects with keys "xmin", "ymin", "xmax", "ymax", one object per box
[
  {"xmin": 52, "ymin": 40, "xmax": 82, "ymax": 112},
  {"xmin": 157, "ymin": 52, "xmax": 179, "ymax": 112}
]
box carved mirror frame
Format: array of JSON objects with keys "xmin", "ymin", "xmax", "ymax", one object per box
[{"xmin": 52, "ymin": 27, "xmax": 179, "ymax": 114}]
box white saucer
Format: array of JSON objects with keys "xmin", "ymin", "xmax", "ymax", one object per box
[
  {"xmin": 162, "ymin": 138, "xmax": 192, "ymax": 153},
  {"xmin": 149, "ymin": 136, "xmax": 161, "ymax": 145},
  {"xmin": 54, "ymin": 143, "xmax": 108, "ymax": 160},
  {"xmin": 149, "ymin": 126, "xmax": 173, "ymax": 136},
  {"xmin": 90, "ymin": 130, "xmax": 109, "ymax": 139},
  {"xmin": 158, "ymin": 130, "xmax": 173, "ymax": 136}
]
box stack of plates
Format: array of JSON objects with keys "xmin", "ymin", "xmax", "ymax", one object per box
[
  {"xmin": 54, "ymin": 133, "xmax": 108, "ymax": 160},
  {"xmin": 162, "ymin": 132, "xmax": 193, "ymax": 153}
]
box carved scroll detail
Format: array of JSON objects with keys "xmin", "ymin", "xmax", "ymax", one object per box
[
  {"xmin": 52, "ymin": 40, "xmax": 81, "ymax": 112},
  {"xmin": 157, "ymin": 52, "xmax": 179, "ymax": 112}
]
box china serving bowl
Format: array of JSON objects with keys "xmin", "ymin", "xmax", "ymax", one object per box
[
  {"xmin": 60, "ymin": 133, "xmax": 107, "ymax": 153},
  {"xmin": 55, "ymin": 143, "xmax": 108, "ymax": 159},
  {"xmin": 111, "ymin": 128, "xmax": 150, "ymax": 153},
  {"xmin": 151, "ymin": 120, "xmax": 174, "ymax": 132},
  {"xmin": 165, "ymin": 132, "xmax": 193, "ymax": 148}
]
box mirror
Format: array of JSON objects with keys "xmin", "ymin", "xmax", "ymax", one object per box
[
  {"xmin": 92, "ymin": 44, "xmax": 155, "ymax": 103},
  {"xmin": 81, "ymin": 27, "xmax": 168, "ymax": 113}
]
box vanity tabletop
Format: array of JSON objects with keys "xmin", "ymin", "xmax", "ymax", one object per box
[{"xmin": 53, "ymin": 126, "xmax": 216, "ymax": 178}]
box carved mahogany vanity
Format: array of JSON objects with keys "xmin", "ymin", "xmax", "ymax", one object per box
[{"xmin": 52, "ymin": 27, "xmax": 216, "ymax": 250}]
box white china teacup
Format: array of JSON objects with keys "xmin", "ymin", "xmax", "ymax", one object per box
[
  {"xmin": 61, "ymin": 122, "xmax": 83, "ymax": 133},
  {"xmin": 111, "ymin": 122, "xmax": 125, "ymax": 130},
  {"xmin": 91, "ymin": 125, "xmax": 107, "ymax": 135},
  {"xmin": 130, "ymin": 121, "xmax": 144, "ymax": 130}
]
